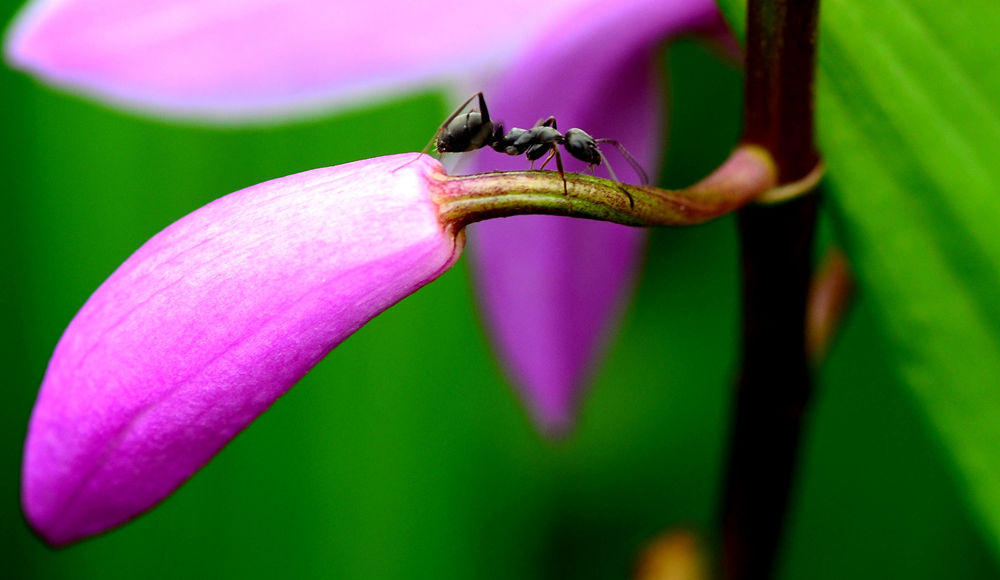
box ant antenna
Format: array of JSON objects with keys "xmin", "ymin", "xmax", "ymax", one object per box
[{"xmin": 595, "ymin": 139, "xmax": 649, "ymax": 185}]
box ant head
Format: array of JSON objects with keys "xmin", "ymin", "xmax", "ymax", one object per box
[{"xmin": 564, "ymin": 128, "xmax": 601, "ymax": 165}]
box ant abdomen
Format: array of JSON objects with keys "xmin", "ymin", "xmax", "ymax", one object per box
[{"xmin": 437, "ymin": 111, "xmax": 490, "ymax": 153}]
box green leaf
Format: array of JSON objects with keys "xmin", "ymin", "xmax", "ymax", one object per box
[{"xmin": 717, "ymin": 0, "xmax": 1000, "ymax": 558}]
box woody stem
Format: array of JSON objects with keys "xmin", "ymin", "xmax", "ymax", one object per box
[{"xmin": 718, "ymin": 0, "xmax": 822, "ymax": 578}]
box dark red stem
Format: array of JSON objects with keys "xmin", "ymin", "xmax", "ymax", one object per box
[{"xmin": 719, "ymin": 1, "xmax": 822, "ymax": 579}]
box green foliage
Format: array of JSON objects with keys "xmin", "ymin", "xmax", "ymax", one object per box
[{"xmin": 718, "ymin": 0, "xmax": 1000, "ymax": 568}]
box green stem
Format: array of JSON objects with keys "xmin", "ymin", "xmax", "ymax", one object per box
[{"xmin": 432, "ymin": 146, "xmax": 777, "ymax": 232}]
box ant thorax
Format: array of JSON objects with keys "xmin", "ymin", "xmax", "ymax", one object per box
[{"xmin": 492, "ymin": 127, "xmax": 526, "ymax": 155}]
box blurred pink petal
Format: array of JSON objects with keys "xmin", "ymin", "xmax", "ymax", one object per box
[
  {"xmin": 467, "ymin": 0, "xmax": 725, "ymax": 434},
  {"xmin": 4, "ymin": 0, "xmax": 590, "ymax": 120},
  {"xmin": 22, "ymin": 154, "xmax": 461, "ymax": 545}
]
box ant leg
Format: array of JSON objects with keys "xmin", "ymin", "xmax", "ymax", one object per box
[
  {"xmin": 536, "ymin": 147, "xmax": 556, "ymax": 170},
  {"xmin": 553, "ymin": 148, "xmax": 568, "ymax": 196},
  {"xmin": 439, "ymin": 92, "xmax": 489, "ymax": 153},
  {"xmin": 595, "ymin": 139, "xmax": 649, "ymax": 185},
  {"xmin": 392, "ymin": 135, "xmax": 437, "ymax": 172},
  {"xmin": 536, "ymin": 116, "xmax": 558, "ymax": 129},
  {"xmin": 532, "ymin": 144, "xmax": 568, "ymax": 196},
  {"xmin": 474, "ymin": 92, "xmax": 491, "ymax": 125},
  {"xmin": 528, "ymin": 151, "xmax": 552, "ymax": 171},
  {"xmin": 531, "ymin": 144, "xmax": 557, "ymax": 170},
  {"xmin": 531, "ymin": 147, "xmax": 568, "ymax": 195},
  {"xmin": 439, "ymin": 92, "xmax": 485, "ymax": 132}
]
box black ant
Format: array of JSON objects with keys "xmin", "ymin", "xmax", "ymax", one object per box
[{"xmin": 407, "ymin": 92, "xmax": 648, "ymax": 207}]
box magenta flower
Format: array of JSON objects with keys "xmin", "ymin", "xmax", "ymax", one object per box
[
  {"xmin": 16, "ymin": 142, "xmax": 777, "ymax": 546},
  {"xmin": 4, "ymin": 0, "xmax": 769, "ymax": 547},
  {"xmin": 22, "ymin": 154, "xmax": 463, "ymax": 546},
  {"xmin": 5, "ymin": 0, "xmax": 728, "ymax": 435},
  {"xmin": 464, "ymin": 2, "xmax": 725, "ymax": 432}
]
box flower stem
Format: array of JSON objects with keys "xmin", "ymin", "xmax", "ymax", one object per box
[
  {"xmin": 719, "ymin": 0, "xmax": 823, "ymax": 579},
  {"xmin": 432, "ymin": 145, "xmax": 776, "ymax": 233}
]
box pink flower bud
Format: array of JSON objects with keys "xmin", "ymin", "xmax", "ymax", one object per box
[{"xmin": 22, "ymin": 153, "xmax": 462, "ymax": 545}]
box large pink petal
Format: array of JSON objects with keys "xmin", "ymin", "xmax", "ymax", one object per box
[
  {"xmin": 22, "ymin": 154, "xmax": 461, "ymax": 545},
  {"xmin": 5, "ymin": 0, "xmax": 592, "ymax": 120},
  {"xmin": 466, "ymin": 0, "xmax": 725, "ymax": 435}
]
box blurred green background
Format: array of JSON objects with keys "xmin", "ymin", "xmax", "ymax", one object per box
[{"xmin": 1, "ymin": 0, "xmax": 996, "ymax": 576}]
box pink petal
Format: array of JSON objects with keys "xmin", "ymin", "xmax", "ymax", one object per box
[
  {"xmin": 5, "ymin": 0, "xmax": 593, "ymax": 120},
  {"xmin": 22, "ymin": 154, "xmax": 461, "ymax": 545},
  {"xmin": 465, "ymin": 0, "xmax": 725, "ymax": 435}
]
